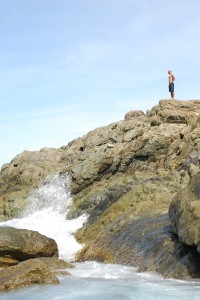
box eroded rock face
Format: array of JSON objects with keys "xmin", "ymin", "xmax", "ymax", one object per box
[
  {"xmin": 76, "ymin": 214, "xmax": 200, "ymax": 279},
  {"xmin": 169, "ymin": 172, "xmax": 200, "ymax": 252},
  {"xmin": 74, "ymin": 171, "xmax": 200, "ymax": 278},
  {"xmin": 0, "ymin": 227, "xmax": 58, "ymax": 267}
]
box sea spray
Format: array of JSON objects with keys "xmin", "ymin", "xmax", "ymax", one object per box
[
  {"xmin": 0, "ymin": 174, "xmax": 88, "ymax": 261},
  {"xmin": 22, "ymin": 173, "xmax": 72, "ymax": 216}
]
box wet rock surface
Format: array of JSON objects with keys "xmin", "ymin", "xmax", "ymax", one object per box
[
  {"xmin": 0, "ymin": 259, "xmax": 59, "ymax": 291},
  {"xmin": 0, "ymin": 227, "xmax": 58, "ymax": 266},
  {"xmin": 169, "ymin": 172, "xmax": 200, "ymax": 252},
  {"xmin": 76, "ymin": 214, "xmax": 200, "ymax": 279}
]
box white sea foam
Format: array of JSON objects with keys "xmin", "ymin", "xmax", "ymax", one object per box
[
  {"xmin": 68, "ymin": 261, "xmax": 138, "ymax": 280},
  {"xmin": 0, "ymin": 174, "xmax": 87, "ymax": 261}
]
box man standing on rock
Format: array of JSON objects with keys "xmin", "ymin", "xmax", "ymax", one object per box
[{"xmin": 168, "ymin": 70, "xmax": 175, "ymax": 100}]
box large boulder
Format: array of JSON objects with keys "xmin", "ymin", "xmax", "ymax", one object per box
[
  {"xmin": 0, "ymin": 259, "xmax": 59, "ymax": 291},
  {"xmin": 0, "ymin": 227, "xmax": 58, "ymax": 266}
]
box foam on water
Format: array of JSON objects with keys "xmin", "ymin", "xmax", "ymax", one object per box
[
  {"xmin": 68, "ymin": 261, "xmax": 139, "ymax": 280},
  {"xmin": 2, "ymin": 262, "xmax": 200, "ymax": 300},
  {"xmin": 0, "ymin": 174, "xmax": 87, "ymax": 260}
]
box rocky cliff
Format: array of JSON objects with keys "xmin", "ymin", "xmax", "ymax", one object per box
[{"xmin": 1, "ymin": 99, "xmax": 200, "ymax": 279}]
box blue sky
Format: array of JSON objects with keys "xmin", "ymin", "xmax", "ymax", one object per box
[{"xmin": 1, "ymin": 0, "xmax": 200, "ymax": 167}]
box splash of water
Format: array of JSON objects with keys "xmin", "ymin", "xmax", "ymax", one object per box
[
  {"xmin": 22, "ymin": 173, "xmax": 72, "ymax": 216},
  {"xmin": 0, "ymin": 174, "xmax": 87, "ymax": 261}
]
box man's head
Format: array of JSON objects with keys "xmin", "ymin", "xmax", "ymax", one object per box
[{"xmin": 168, "ymin": 70, "xmax": 172, "ymax": 74}]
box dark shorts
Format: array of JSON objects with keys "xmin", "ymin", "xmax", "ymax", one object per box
[{"xmin": 169, "ymin": 83, "xmax": 174, "ymax": 92}]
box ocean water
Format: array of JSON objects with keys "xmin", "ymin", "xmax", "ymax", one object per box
[
  {"xmin": 1, "ymin": 174, "xmax": 200, "ymax": 300},
  {"xmin": 1, "ymin": 261, "xmax": 200, "ymax": 300}
]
